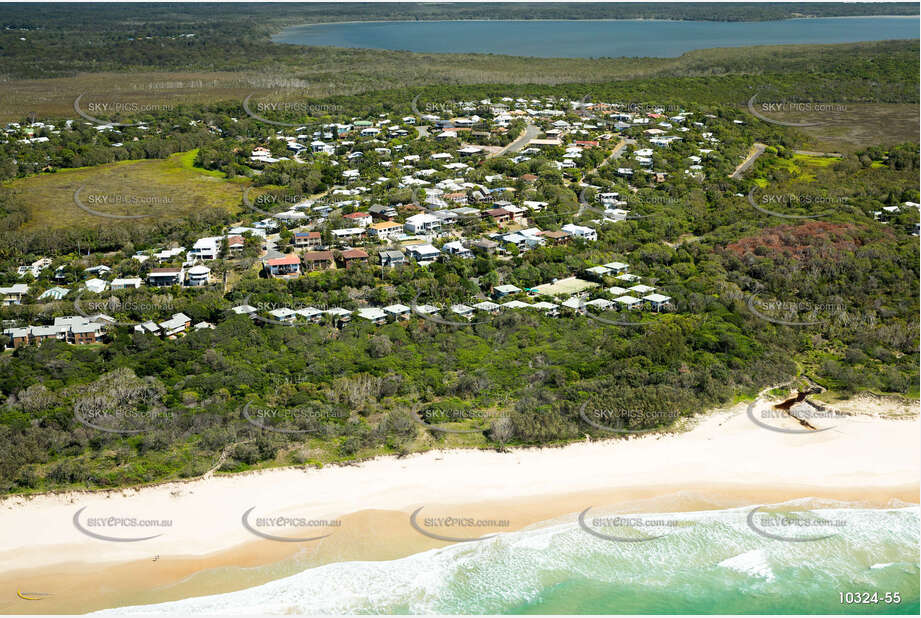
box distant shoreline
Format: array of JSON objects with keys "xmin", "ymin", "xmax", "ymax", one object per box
[
  {"xmin": 274, "ymin": 15, "xmax": 919, "ymax": 30},
  {"xmin": 270, "ymin": 16, "xmax": 920, "ymax": 58},
  {"xmin": 272, "ymin": 15, "xmax": 920, "ymax": 38}
]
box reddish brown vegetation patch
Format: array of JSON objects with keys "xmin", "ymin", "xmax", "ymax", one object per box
[{"xmin": 725, "ymin": 222, "xmax": 864, "ymax": 260}]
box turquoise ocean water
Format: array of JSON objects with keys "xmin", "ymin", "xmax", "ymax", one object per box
[{"xmin": 99, "ymin": 503, "xmax": 919, "ymax": 614}]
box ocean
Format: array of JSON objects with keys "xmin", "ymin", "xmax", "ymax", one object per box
[
  {"xmin": 271, "ymin": 17, "xmax": 920, "ymax": 58},
  {"xmin": 99, "ymin": 503, "xmax": 919, "ymax": 614}
]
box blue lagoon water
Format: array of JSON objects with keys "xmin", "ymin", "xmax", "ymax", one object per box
[{"xmin": 272, "ymin": 17, "xmax": 919, "ymax": 58}]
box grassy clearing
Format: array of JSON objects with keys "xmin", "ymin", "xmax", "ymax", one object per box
[
  {"xmin": 762, "ymin": 103, "xmax": 919, "ymax": 153},
  {"xmin": 5, "ymin": 149, "xmax": 246, "ymax": 232},
  {"xmin": 792, "ymin": 154, "xmax": 837, "ymax": 167}
]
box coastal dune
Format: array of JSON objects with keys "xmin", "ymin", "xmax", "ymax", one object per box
[{"xmin": 0, "ymin": 399, "xmax": 917, "ymax": 613}]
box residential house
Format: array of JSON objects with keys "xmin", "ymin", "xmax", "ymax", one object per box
[
  {"xmin": 3, "ymin": 317, "xmax": 109, "ymax": 348},
  {"xmin": 431, "ymin": 210, "xmax": 459, "ymax": 227},
  {"xmin": 38, "ymin": 286, "xmax": 70, "ymax": 300},
  {"xmin": 614, "ymin": 295, "xmax": 643, "ymax": 310},
  {"xmin": 485, "ymin": 208, "xmax": 511, "ymax": 225},
  {"xmin": 231, "ymin": 304, "xmax": 258, "ymax": 317},
  {"xmin": 383, "ymin": 304, "xmax": 411, "ymax": 320},
  {"xmin": 368, "ymin": 221, "xmax": 403, "ymax": 241},
  {"xmin": 356, "ymin": 307, "xmax": 387, "ymax": 325},
  {"xmin": 226, "ymin": 235, "xmax": 246, "ymax": 254},
  {"xmin": 414, "ymin": 304, "xmax": 440, "ymax": 316},
  {"xmin": 629, "ymin": 284, "xmax": 656, "ymax": 296},
  {"xmin": 188, "ymin": 237, "xmax": 220, "ymax": 261},
  {"xmin": 450, "ymin": 304, "xmax": 474, "ymax": 319},
  {"xmin": 442, "ymin": 241, "xmax": 473, "ymax": 259},
  {"xmin": 84, "ymin": 265, "xmax": 112, "ymax": 278},
  {"xmin": 268, "ymin": 308, "xmax": 297, "ymax": 323},
  {"xmin": 331, "ymin": 227, "xmax": 367, "ymax": 244},
  {"xmin": 504, "ymin": 205, "xmax": 526, "ymax": 223},
  {"xmin": 110, "ymin": 278, "xmax": 142, "ymax": 290},
  {"xmin": 70, "ymin": 322, "xmax": 105, "ymax": 345},
  {"xmin": 368, "ymin": 203, "xmax": 398, "ymax": 220},
  {"xmin": 159, "ymin": 312, "xmax": 192, "ymax": 337},
  {"xmin": 324, "ymin": 307, "xmax": 352, "ymax": 324},
  {"xmin": 147, "ymin": 268, "xmax": 183, "ymax": 287},
  {"xmin": 379, "ymin": 250, "xmax": 407, "ymax": 268},
  {"xmin": 405, "ymin": 243, "xmax": 441, "ymax": 266},
  {"xmin": 585, "ymin": 265, "xmax": 612, "ymax": 279},
  {"xmin": 135, "ymin": 321, "xmax": 161, "ymax": 335},
  {"xmin": 404, "ymin": 213, "xmax": 441, "ymax": 235},
  {"xmin": 295, "ymin": 307, "xmax": 325, "ymax": 323},
  {"xmin": 561, "ymin": 296, "xmax": 585, "ymax": 313},
  {"xmin": 585, "ymin": 298, "xmax": 615, "ymax": 311},
  {"xmin": 443, "ymin": 191, "xmax": 468, "ymax": 205},
  {"xmin": 84, "ymin": 278, "xmax": 108, "ymax": 294},
  {"xmin": 473, "ymin": 301, "xmax": 501, "ymax": 314},
  {"xmin": 532, "ymin": 301, "xmax": 560, "ymax": 317},
  {"xmin": 542, "ymin": 230, "xmax": 571, "ymax": 245},
  {"xmin": 493, "ymin": 284, "xmax": 522, "ymax": 299},
  {"xmin": 471, "ymin": 238, "xmax": 499, "ymax": 254},
  {"xmin": 561, "ymin": 223, "xmax": 597, "ymax": 241},
  {"xmin": 644, "ymin": 293, "xmax": 672, "ymax": 311},
  {"xmin": 293, "ymin": 231, "xmax": 322, "ymax": 250},
  {"xmin": 339, "ymin": 248, "xmax": 369, "ymax": 269},
  {"xmin": 343, "ymin": 212, "xmax": 372, "ymax": 227},
  {"xmin": 186, "ymin": 265, "xmax": 211, "ymax": 287},
  {"xmin": 301, "ymin": 251, "xmax": 335, "ymax": 272},
  {"xmin": 264, "ymin": 254, "xmax": 302, "ymax": 279},
  {"xmin": 603, "ymin": 261, "xmax": 629, "ymax": 273}
]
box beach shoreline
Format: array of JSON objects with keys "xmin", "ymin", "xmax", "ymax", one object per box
[{"xmin": 1, "ymin": 400, "xmax": 918, "ymax": 614}]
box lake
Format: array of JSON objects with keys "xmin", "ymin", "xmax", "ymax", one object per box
[{"xmin": 272, "ymin": 17, "xmax": 919, "ymax": 58}]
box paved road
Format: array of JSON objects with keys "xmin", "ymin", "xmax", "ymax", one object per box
[
  {"xmin": 730, "ymin": 142, "xmax": 767, "ymax": 179},
  {"xmin": 597, "ymin": 138, "xmax": 635, "ymax": 170},
  {"xmin": 570, "ymin": 139, "xmax": 635, "ymax": 216},
  {"xmin": 489, "ymin": 123, "xmax": 539, "ymax": 159},
  {"xmin": 793, "ymin": 149, "xmax": 843, "ymax": 158}
]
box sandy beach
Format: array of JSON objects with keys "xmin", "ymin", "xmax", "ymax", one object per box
[{"xmin": 1, "ymin": 397, "xmax": 917, "ymax": 614}]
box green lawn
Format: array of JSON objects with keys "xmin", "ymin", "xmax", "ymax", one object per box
[{"xmin": 6, "ymin": 149, "xmax": 246, "ymax": 232}]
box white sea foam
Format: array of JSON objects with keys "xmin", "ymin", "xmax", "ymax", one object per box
[
  {"xmin": 94, "ymin": 506, "xmax": 919, "ymax": 615},
  {"xmin": 718, "ymin": 548, "xmax": 776, "ymax": 582}
]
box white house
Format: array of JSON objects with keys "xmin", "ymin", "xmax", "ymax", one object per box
[
  {"xmin": 188, "ymin": 237, "xmax": 220, "ymax": 261},
  {"xmin": 84, "ymin": 278, "xmax": 108, "ymax": 294},
  {"xmin": 186, "ymin": 265, "xmax": 211, "ymax": 287},
  {"xmin": 356, "ymin": 307, "xmax": 387, "ymax": 324},
  {"xmin": 614, "ymin": 295, "xmax": 643, "ymax": 310},
  {"xmin": 493, "ymin": 284, "xmax": 522, "ymax": 299},
  {"xmin": 644, "ymin": 293, "xmax": 672, "ymax": 311},
  {"xmin": 405, "ymin": 243, "xmax": 441, "ymax": 265},
  {"xmin": 562, "ymin": 223, "xmax": 597, "ymax": 241},
  {"xmin": 110, "ymin": 278, "xmax": 143, "ymax": 290},
  {"xmin": 442, "ymin": 241, "xmax": 473, "ymax": 259},
  {"xmin": 383, "ymin": 304, "xmax": 412, "ymax": 320},
  {"xmin": 404, "ymin": 213, "xmax": 441, "ymax": 235}
]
